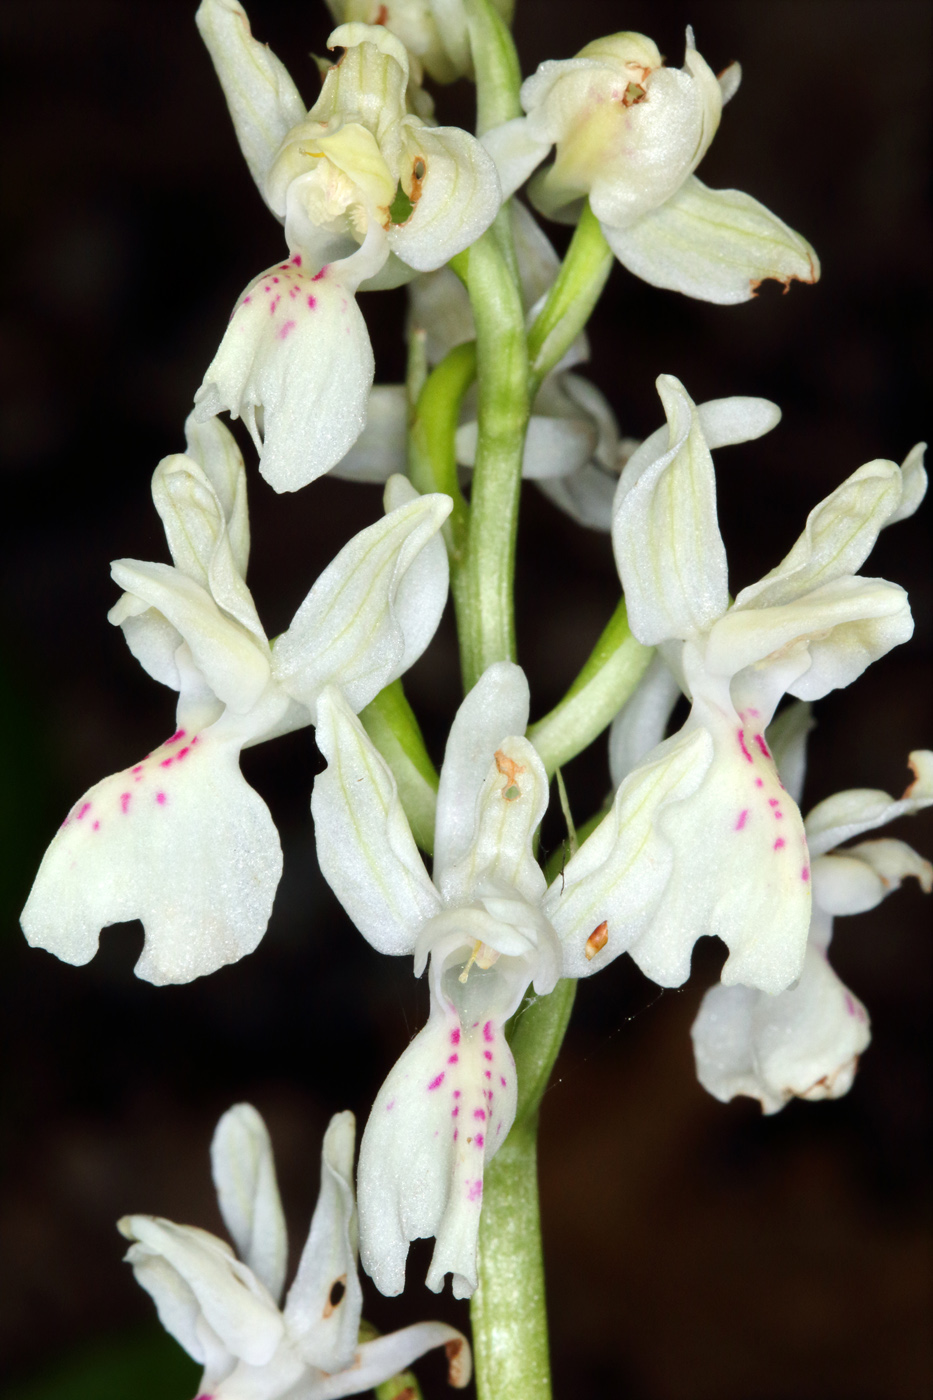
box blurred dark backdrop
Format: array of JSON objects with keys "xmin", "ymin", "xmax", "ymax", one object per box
[{"xmin": 0, "ymin": 1, "xmax": 930, "ymax": 1397}]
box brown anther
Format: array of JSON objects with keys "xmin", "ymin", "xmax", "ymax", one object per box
[
  {"xmin": 621, "ymin": 81, "xmax": 647, "ymax": 106},
  {"xmin": 585, "ymin": 921, "xmax": 609, "ymax": 960},
  {"xmin": 408, "ymin": 155, "xmax": 427, "ymax": 208},
  {"xmin": 446, "ymin": 1337, "xmax": 468, "ymax": 1387},
  {"xmin": 375, "ymin": 4, "xmax": 389, "ymax": 23},
  {"xmin": 323, "ymin": 1274, "xmax": 347, "ymax": 1317},
  {"xmin": 494, "ymin": 749, "xmax": 525, "ymax": 800}
]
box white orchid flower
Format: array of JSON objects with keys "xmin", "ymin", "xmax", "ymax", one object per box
[
  {"xmin": 333, "ymin": 201, "xmax": 631, "ymax": 529},
  {"xmin": 21, "ymin": 417, "xmax": 451, "ymax": 985},
  {"xmin": 609, "ymin": 377, "xmax": 924, "ymax": 995},
  {"xmin": 693, "ymin": 712, "xmax": 933, "ymax": 1113},
  {"xmin": 119, "ymin": 1105, "xmax": 471, "ymax": 1399},
  {"xmin": 311, "ymin": 660, "xmax": 712, "ymax": 1296},
  {"xmin": 483, "ymin": 29, "xmax": 819, "ymax": 304},
  {"xmin": 193, "ymin": 2, "xmax": 501, "ymax": 492},
  {"xmin": 325, "ymin": 0, "xmax": 515, "ymax": 85}
]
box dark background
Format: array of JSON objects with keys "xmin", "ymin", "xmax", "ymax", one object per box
[{"xmin": 0, "ymin": 1, "xmax": 930, "ymax": 1396}]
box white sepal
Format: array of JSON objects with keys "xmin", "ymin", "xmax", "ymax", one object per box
[
  {"xmin": 311, "ymin": 687, "xmax": 440, "ymax": 956},
  {"xmin": 211, "ymin": 1104, "xmax": 288, "ymax": 1305},
  {"xmin": 804, "ymin": 751, "xmax": 933, "ymax": 857},
  {"xmin": 608, "ymin": 652, "xmax": 683, "ymax": 787},
  {"xmin": 389, "ymin": 122, "xmax": 502, "ymax": 271},
  {"xmin": 330, "ymin": 385, "xmax": 407, "ymax": 483},
  {"xmin": 194, "ymin": 259, "xmax": 374, "ymax": 493},
  {"xmin": 604, "ymin": 176, "xmax": 820, "ymax": 304},
  {"xmin": 196, "ymin": 0, "xmax": 306, "ymax": 200}
]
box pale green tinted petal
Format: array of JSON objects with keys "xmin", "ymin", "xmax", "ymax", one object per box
[
  {"xmin": 434, "ymin": 662, "xmax": 530, "ymax": 881},
  {"xmin": 805, "ymin": 750, "xmax": 933, "ymax": 857},
  {"xmin": 608, "ymin": 653, "xmax": 682, "ymax": 787},
  {"xmin": 481, "ymin": 115, "xmax": 552, "ymax": 201},
  {"xmin": 196, "ymin": 0, "xmax": 306, "ymax": 198},
  {"xmin": 272, "ymin": 485, "xmax": 450, "ymax": 720},
  {"xmin": 605, "ymin": 175, "xmax": 819, "ymax": 304},
  {"xmin": 284, "ymin": 1111, "xmax": 362, "ymax": 1374},
  {"xmin": 183, "ymin": 411, "xmax": 251, "ymax": 578},
  {"xmin": 887, "ymin": 441, "xmax": 928, "ymax": 525},
  {"xmin": 612, "ymin": 374, "xmax": 728, "ymax": 645},
  {"xmin": 547, "ymin": 725, "xmax": 713, "ymax": 979},
  {"xmin": 21, "ymin": 725, "xmax": 283, "ymax": 986},
  {"xmin": 312, "ymin": 687, "xmax": 440, "ymax": 955},
  {"xmin": 211, "ymin": 1105, "xmax": 288, "ymax": 1305},
  {"xmin": 734, "ymin": 459, "xmax": 903, "ymax": 610},
  {"xmin": 194, "ymin": 260, "xmax": 374, "ymax": 493},
  {"xmin": 330, "ymin": 385, "xmax": 407, "ymax": 482},
  {"xmin": 389, "ymin": 122, "xmax": 502, "ymax": 271},
  {"xmin": 691, "ymin": 943, "xmax": 871, "ymax": 1115},
  {"xmin": 109, "ymin": 594, "xmax": 183, "ymax": 692}
]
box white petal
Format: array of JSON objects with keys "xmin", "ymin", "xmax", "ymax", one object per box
[
  {"xmin": 119, "ymin": 1214, "xmax": 283, "ymax": 1365},
  {"xmin": 319, "ymin": 1324, "xmax": 471, "ymax": 1398},
  {"xmin": 847, "ymin": 837, "xmax": 933, "ymax": 896},
  {"xmin": 608, "ymin": 653, "xmax": 683, "ymax": 788},
  {"xmin": 195, "ymin": 0, "xmax": 306, "ymax": 199},
  {"xmin": 311, "ymin": 687, "xmax": 440, "ymax": 956},
  {"xmin": 389, "ymin": 122, "xmax": 502, "ymax": 272},
  {"xmin": 805, "ymin": 751, "xmax": 933, "ymax": 857},
  {"xmin": 272, "ymin": 483, "xmax": 451, "ymax": 720},
  {"xmin": 604, "ymin": 175, "xmax": 820, "ymax": 303},
  {"xmin": 718, "ymin": 60, "xmax": 742, "ymax": 104},
  {"xmin": 21, "ymin": 723, "xmax": 282, "ymax": 985},
  {"xmin": 194, "ymin": 259, "xmax": 374, "ymax": 493},
  {"xmin": 734, "ymin": 459, "xmax": 904, "ymax": 611},
  {"xmin": 887, "ymin": 441, "xmax": 928, "ymax": 525},
  {"xmin": 611, "ymin": 374, "xmax": 728, "ymax": 645},
  {"xmin": 764, "ymin": 701, "xmax": 814, "ymax": 807},
  {"xmin": 547, "ymin": 725, "xmax": 713, "ymax": 980},
  {"xmin": 110, "ymin": 561, "xmax": 270, "ymax": 715},
  {"xmin": 211, "ymin": 1104, "xmax": 288, "ymax": 1304},
  {"xmin": 434, "ymin": 662, "xmax": 530, "ymax": 882},
  {"xmin": 330, "ymin": 385, "xmax": 407, "ymax": 482},
  {"xmin": 626, "ymin": 690, "xmax": 812, "ymax": 995},
  {"xmin": 183, "ymin": 410, "xmax": 252, "ymax": 578},
  {"xmin": 119, "ymin": 1245, "xmax": 216, "ymax": 1367},
  {"xmin": 284, "ymin": 1112, "xmax": 362, "ymax": 1374},
  {"xmin": 358, "ymin": 1006, "xmax": 517, "ymax": 1300},
  {"xmin": 810, "ymin": 852, "xmax": 888, "ymax": 916},
  {"xmin": 109, "ymin": 594, "xmax": 183, "ymax": 692},
  {"xmin": 691, "ymin": 942, "xmax": 871, "ymax": 1114},
  {"xmin": 480, "ymin": 116, "xmax": 551, "ymax": 201}
]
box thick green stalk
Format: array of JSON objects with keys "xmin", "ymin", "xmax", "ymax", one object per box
[
  {"xmin": 527, "ymin": 201, "xmax": 613, "ymax": 396},
  {"xmin": 408, "ymin": 340, "xmax": 476, "ymax": 562},
  {"xmin": 465, "ymin": 0, "xmax": 523, "ymax": 135},
  {"xmin": 359, "ymin": 680, "xmax": 438, "ymax": 854},
  {"xmin": 471, "ymin": 979, "xmax": 576, "ymax": 1400},
  {"xmin": 529, "ymin": 597, "xmax": 652, "ymax": 777},
  {"xmin": 455, "ymin": 227, "xmax": 529, "ymax": 690}
]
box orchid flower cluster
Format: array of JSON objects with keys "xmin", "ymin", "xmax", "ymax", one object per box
[{"xmin": 21, "ymin": 2, "xmax": 929, "ymax": 1396}]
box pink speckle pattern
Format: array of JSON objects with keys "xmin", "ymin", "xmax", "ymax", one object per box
[
  {"xmin": 450, "ymin": 1028, "xmax": 460, "ymax": 1045},
  {"xmin": 120, "ymin": 793, "xmax": 131, "ymax": 814},
  {"xmin": 468, "ymin": 1180, "xmax": 483, "ymax": 1202},
  {"xmin": 773, "ymin": 838, "xmax": 785, "ymax": 850},
  {"xmin": 448, "ymin": 1053, "xmax": 459, "ymax": 1064},
  {"xmin": 735, "ymin": 809, "xmax": 748, "ymax": 831},
  {"xmin": 737, "ymin": 729, "xmax": 754, "ymax": 764},
  {"xmin": 156, "ymin": 792, "xmax": 167, "ymax": 806},
  {"xmin": 801, "ymin": 865, "xmax": 810, "ymax": 882},
  {"xmin": 427, "ymin": 1073, "xmax": 445, "ymax": 1090},
  {"xmin": 278, "ymin": 319, "xmax": 296, "ymax": 340},
  {"xmin": 753, "ymin": 734, "xmax": 772, "ymax": 758}
]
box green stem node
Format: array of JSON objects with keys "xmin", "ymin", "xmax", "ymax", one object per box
[
  {"xmin": 359, "ymin": 680, "xmax": 438, "ymax": 855},
  {"xmin": 529, "ymin": 597, "xmax": 652, "ymax": 777}
]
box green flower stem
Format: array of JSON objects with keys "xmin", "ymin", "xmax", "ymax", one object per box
[
  {"xmin": 407, "ymin": 340, "xmax": 476, "ymax": 561},
  {"xmin": 465, "ymin": 0, "xmax": 523, "ymax": 135},
  {"xmin": 526, "ymin": 201, "xmax": 613, "ymax": 397},
  {"xmin": 471, "ymin": 980, "xmax": 576, "ymax": 1400},
  {"xmin": 359, "ymin": 680, "xmax": 438, "ymax": 855},
  {"xmin": 529, "ymin": 597, "xmax": 652, "ymax": 777},
  {"xmin": 455, "ymin": 226, "xmax": 530, "ymax": 690}
]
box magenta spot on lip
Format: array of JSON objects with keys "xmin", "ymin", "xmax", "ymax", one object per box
[
  {"xmin": 77, "ymin": 802, "xmax": 91, "ymax": 821},
  {"xmin": 120, "ymin": 793, "xmax": 131, "ymax": 814},
  {"xmin": 483, "ymin": 1050, "xmax": 493, "ymax": 1061},
  {"xmin": 754, "ymin": 734, "xmax": 771, "ymax": 758},
  {"xmin": 755, "ymin": 777, "xmax": 764, "ymax": 788},
  {"xmin": 448, "ymin": 1053, "xmax": 459, "ymax": 1064},
  {"xmin": 156, "ymin": 792, "xmax": 167, "ymax": 806},
  {"xmin": 773, "ymin": 837, "xmax": 785, "ymax": 850},
  {"xmin": 747, "ymin": 707, "xmax": 760, "ymax": 717},
  {"xmin": 452, "ymin": 1106, "xmax": 459, "ymax": 1117},
  {"xmin": 483, "ymin": 1021, "xmax": 494, "ymax": 1042},
  {"xmin": 278, "ymin": 319, "xmax": 296, "ymax": 339},
  {"xmin": 735, "ymin": 809, "xmax": 748, "ymax": 831},
  {"xmin": 453, "ymin": 1089, "xmax": 461, "ymax": 1099},
  {"xmin": 131, "ymin": 765, "xmax": 143, "ymax": 774},
  {"xmin": 468, "ymin": 1180, "xmax": 483, "ymax": 1202},
  {"xmin": 737, "ymin": 729, "xmax": 753, "ymax": 763},
  {"xmin": 292, "ymin": 254, "xmax": 302, "ymax": 266},
  {"xmin": 427, "ymin": 1073, "xmax": 445, "ymax": 1090},
  {"xmin": 160, "ymin": 757, "xmax": 174, "ymax": 768},
  {"xmin": 774, "ymin": 810, "xmax": 783, "ymax": 820},
  {"xmin": 768, "ymin": 798, "xmax": 779, "ymax": 807},
  {"xmin": 243, "ymin": 295, "xmax": 252, "ymax": 304},
  {"xmin": 263, "ymin": 284, "xmax": 270, "ymax": 292},
  {"xmin": 500, "ymin": 1075, "xmax": 507, "ymax": 1087},
  {"xmin": 801, "ymin": 865, "xmax": 810, "ymax": 882},
  {"xmin": 176, "ymin": 747, "xmax": 191, "ymax": 761},
  {"xmin": 450, "ymin": 1028, "xmax": 460, "ymax": 1045},
  {"xmin": 307, "ymin": 294, "xmax": 317, "ymax": 309},
  {"xmin": 385, "ymin": 1099, "xmax": 395, "ymax": 1111},
  {"xmin": 474, "ymin": 1134, "xmax": 484, "ymax": 1148},
  {"xmin": 453, "ymin": 1129, "xmax": 458, "ymax": 1141},
  {"xmin": 289, "ymin": 287, "xmax": 298, "ymax": 298},
  {"xmin": 484, "ymin": 1070, "xmax": 492, "ymax": 1079},
  {"xmin": 269, "ymin": 295, "xmax": 280, "ymax": 314},
  {"xmin": 474, "ymin": 1108, "xmax": 486, "ymax": 1121},
  {"xmin": 311, "ymin": 266, "xmax": 327, "ymax": 281},
  {"xmin": 272, "ymin": 276, "xmax": 279, "ymax": 283},
  {"xmin": 167, "ymin": 730, "xmax": 186, "ymax": 745},
  {"xmin": 92, "ymin": 820, "xmax": 100, "ymax": 831}
]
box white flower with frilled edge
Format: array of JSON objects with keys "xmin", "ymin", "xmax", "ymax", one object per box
[
  {"xmin": 483, "ymin": 29, "xmax": 819, "ymax": 304},
  {"xmin": 606, "ymin": 377, "xmax": 925, "ymax": 995},
  {"xmin": 325, "ymin": 0, "xmax": 515, "ymax": 85},
  {"xmin": 693, "ymin": 707, "xmax": 933, "ymax": 1114},
  {"xmin": 333, "ymin": 200, "xmax": 634, "ymax": 530},
  {"xmin": 20, "ymin": 416, "xmax": 451, "ymax": 985},
  {"xmin": 311, "ymin": 660, "xmax": 713, "ymax": 1297},
  {"xmin": 193, "ymin": 2, "xmax": 501, "ymax": 491},
  {"xmin": 119, "ymin": 1105, "xmax": 471, "ymax": 1399}
]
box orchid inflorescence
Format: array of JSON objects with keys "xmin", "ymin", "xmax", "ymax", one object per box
[{"xmin": 21, "ymin": 2, "xmax": 929, "ymax": 1396}]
